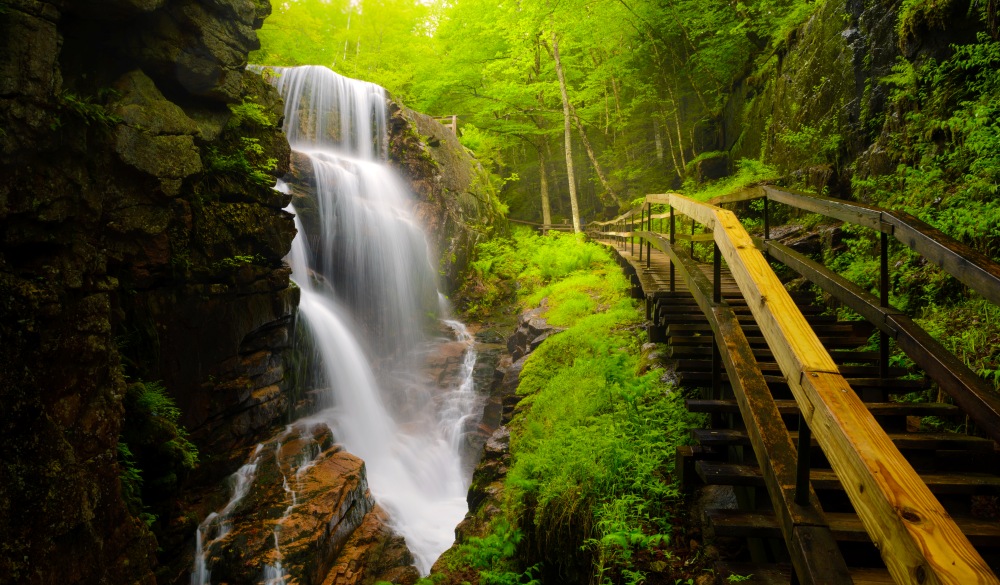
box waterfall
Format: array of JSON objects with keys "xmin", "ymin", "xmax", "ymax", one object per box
[
  {"xmin": 273, "ymin": 65, "xmax": 479, "ymax": 573},
  {"xmin": 189, "ymin": 65, "xmax": 481, "ymax": 582},
  {"xmin": 191, "ymin": 445, "xmax": 264, "ymax": 585}
]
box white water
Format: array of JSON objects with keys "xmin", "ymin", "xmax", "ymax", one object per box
[
  {"xmin": 191, "ymin": 445, "xmax": 264, "ymax": 585},
  {"xmin": 272, "ymin": 65, "xmax": 480, "ymax": 574},
  {"xmin": 189, "ymin": 66, "xmax": 482, "ymax": 582}
]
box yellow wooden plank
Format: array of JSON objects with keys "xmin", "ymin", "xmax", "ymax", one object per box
[
  {"xmin": 706, "ymin": 185, "xmax": 765, "ymax": 206},
  {"xmin": 802, "ymin": 372, "xmax": 996, "ymax": 585},
  {"xmin": 712, "ymin": 208, "xmax": 836, "ymax": 374},
  {"xmin": 642, "ymin": 191, "xmax": 999, "ymax": 585}
]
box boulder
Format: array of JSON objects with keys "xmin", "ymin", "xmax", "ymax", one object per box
[{"xmin": 200, "ymin": 422, "xmax": 419, "ymax": 585}]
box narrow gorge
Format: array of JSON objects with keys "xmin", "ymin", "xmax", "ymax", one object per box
[{"xmin": 0, "ymin": 1, "xmax": 498, "ymax": 582}]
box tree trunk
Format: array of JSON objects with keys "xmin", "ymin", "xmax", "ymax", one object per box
[
  {"xmin": 653, "ymin": 116, "xmax": 664, "ymax": 162},
  {"xmin": 552, "ymin": 32, "xmax": 581, "ymax": 233},
  {"xmin": 569, "ymin": 103, "xmax": 624, "ymax": 207},
  {"xmin": 537, "ymin": 142, "xmax": 552, "ymax": 230}
]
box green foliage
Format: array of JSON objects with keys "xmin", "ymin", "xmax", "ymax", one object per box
[
  {"xmin": 213, "ymin": 254, "xmax": 266, "ymax": 272},
  {"xmin": 506, "ymin": 302, "xmax": 704, "ymax": 580},
  {"xmin": 777, "ymin": 123, "xmax": 842, "ymax": 166},
  {"xmin": 119, "ymin": 381, "xmax": 199, "ymax": 526},
  {"xmin": 252, "ymin": 0, "xmax": 438, "ymax": 104},
  {"xmin": 685, "ymin": 158, "xmax": 779, "ymax": 201},
  {"xmin": 228, "ymin": 99, "xmax": 276, "ymax": 129},
  {"xmin": 917, "ymin": 297, "xmax": 1000, "ymax": 390},
  {"xmin": 455, "ymin": 522, "xmax": 541, "ymax": 585},
  {"xmin": 458, "ymin": 227, "xmax": 614, "ymax": 319},
  {"xmin": 117, "ymin": 442, "xmax": 155, "ymax": 527},
  {"xmin": 205, "ymin": 137, "xmax": 278, "ymax": 186},
  {"xmin": 858, "ymin": 33, "xmax": 1000, "ymax": 258},
  {"xmin": 57, "ymin": 89, "xmax": 121, "ymax": 128},
  {"xmin": 897, "ymin": 0, "xmax": 956, "ymax": 49}
]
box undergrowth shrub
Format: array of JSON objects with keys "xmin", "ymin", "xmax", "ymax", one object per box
[
  {"xmin": 458, "ymin": 227, "xmax": 613, "ymax": 319},
  {"xmin": 508, "ymin": 306, "xmax": 703, "ymax": 582},
  {"xmin": 452, "ymin": 229, "xmax": 706, "ymax": 583},
  {"xmin": 119, "ymin": 380, "xmax": 199, "ymax": 527}
]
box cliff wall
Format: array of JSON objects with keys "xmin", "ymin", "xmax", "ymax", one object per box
[{"xmin": 0, "ymin": 0, "xmax": 296, "ymax": 581}]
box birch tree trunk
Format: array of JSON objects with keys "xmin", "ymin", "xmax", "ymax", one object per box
[
  {"xmin": 569, "ymin": 103, "xmax": 624, "ymax": 207},
  {"xmin": 552, "ymin": 32, "xmax": 581, "ymax": 233},
  {"xmin": 537, "ymin": 142, "xmax": 552, "ymax": 230}
]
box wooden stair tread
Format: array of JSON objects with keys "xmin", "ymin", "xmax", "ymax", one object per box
[
  {"xmin": 706, "ymin": 508, "xmax": 1000, "ymax": 546},
  {"xmin": 685, "ymin": 398, "xmax": 960, "ymax": 417},
  {"xmin": 691, "ymin": 428, "xmax": 995, "ymax": 451},
  {"xmin": 715, "ymin": 562, "xmax": 893, "ymax": 585},
  {"xmin": 678, "ymin": 371, "xmax": 931, "ymax": 390},
  {"xmin": 695, "ymin": 460, "xmax": 1000, "ymax": 494}
]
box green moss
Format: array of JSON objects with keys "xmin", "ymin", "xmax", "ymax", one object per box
[
  {"xmin": 458, "ymin": 230, "xmax": 705, "ymax": 582},
  {"xmin": 897, "ymin": 0, "xmax": 956, "ymax": 49},
  {"xmin": 119, "ymin": 380, "xmax": 198, "ymax": 527}
]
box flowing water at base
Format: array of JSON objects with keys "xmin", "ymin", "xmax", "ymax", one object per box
[{"xmin": 190, "ymin": 65, "xmax": 482, "ymax": 581}]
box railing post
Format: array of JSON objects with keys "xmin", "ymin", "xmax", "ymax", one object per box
[
  {"xmin": 669, "ymin": 207, "xmax": 676, "ymax": 293},
  {"xmin": 630, "ymin": 214, "xmax": 635, "ymax": 256},
  {"xmin": 690, "ymin": 217, "xmax": 695, "ymax": 257},
  {"xmin": 763, "ymin": 197, "xmax": 770, "ymax": 240},
  {"xmin": 712, "ymin": 243, "xmax": 722, "ymax": 398},
  {"xmin": 880, "ymin": 231, "xmax": 890, "ymax": 379},
  {"xmin": 795, "ymin": 414, "xmax": 812, "ymax": 506},
  {"xmin": 646, "ymin": 204, "xmax": 652, "ymax": 269},
  {"xmin": 639, "ymin": 207, "xmax": 644, "ymax": 262}
]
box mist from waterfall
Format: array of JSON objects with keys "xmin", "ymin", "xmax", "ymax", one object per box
[{"xmin": 269, "ymin": 65, "xmax": 480, "ymax": 574}]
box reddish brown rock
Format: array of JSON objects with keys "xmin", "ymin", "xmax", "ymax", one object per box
[{"xmin": 198, "ymin": 422, "xmax": 419, "ymax": 585}]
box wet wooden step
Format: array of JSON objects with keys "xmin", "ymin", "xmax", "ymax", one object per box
[
  {"xmin": 685, "ymin": 399, "xmax": 960, "ymax": 418},
  {"xmin": 677, "ymin": 372, "xmax": 931, "ymax": 391},
  {"xmin": 695, "ymin": 461, "xmax": 1000, "ymax": 495},
  {"xmin": 675, "ymin": 359, "xmax": 907, "ymax": 378},
  {"xmin": 660, "ymin": 312, "xmax": 840, "ymax": 325},
  {"xmin": 666, "ymin": 334, "xmax": 873, "ymax": 349},
  {"xmin": 666, "ymin": 322, "xmax": 875, "ymax": 336},
  {"xmin": 715, "ymin": 562, "xmax": 893, "ymax": 585},
  {"xmin": 669, "ymin": 346, "xmax": 881, "ymax": 364},
  {"xmin": 706, "ymin": 509, "xmax": 1000, "ymax": 547},
  {"xmin": 691, "ymin": 428, "xmax": 995, "ymax": 452}
]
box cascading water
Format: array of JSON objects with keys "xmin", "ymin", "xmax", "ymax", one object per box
[
  {"xmin": 272, "ymin": 64, "xmax": 481, "ymax": 573},
  {"xmin": 186, "ymin": 64, "xmax": 479, "ymax": 580}
]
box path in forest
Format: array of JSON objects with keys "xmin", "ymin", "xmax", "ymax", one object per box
[{"xmin": 590, "ymin": 188, "xmax": 1000, "ymax": 585}]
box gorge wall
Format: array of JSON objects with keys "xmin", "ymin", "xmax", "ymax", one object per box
[{"xmin": 0, "ymin": 1, "xmax": 496, "ymax": 583}]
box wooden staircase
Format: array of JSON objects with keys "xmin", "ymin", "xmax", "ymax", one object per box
[{"xmin": 592, "ymin": 189, "xmax": 1000, "ymax": 584}]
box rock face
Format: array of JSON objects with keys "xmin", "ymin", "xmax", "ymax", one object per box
[
  {"xmin": 0, "ymin": 0, "xmax": 294, "ymax": 582},
  {"xmin": 435, "ymin": 307, "xmax": 560, "ymax": 571},
  {"xmin": 195, "ymin": 422, "xmax": 419, "ymax": 585},
  {"xmin": 387, "ymin": 102, "xmax": 501, "ymax": 293},
  {"xmin": 506, "ymin": 304, "xmax": 566, "ymax": 362},
  {"xmin": 718, "ymin": 0, "xmax": 976, "ymax": 192}
]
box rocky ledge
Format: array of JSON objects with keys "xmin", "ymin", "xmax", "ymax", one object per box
[{"xmin": 189, "ymin": 421, "xmax": 420, "ymax": 585}]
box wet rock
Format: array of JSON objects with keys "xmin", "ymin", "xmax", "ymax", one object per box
[
  {"xmin": 122, "ymin": 0, "xmax": 271, "ymax": 102},
  {"xmin": 387, "ymin": 102, "xmax": 501, "ymax": 294},
  {"xmin": 638, "ymin": 342, "xmax": 670, "ymax": 376},
  {"xmin": 202, "ymin": 422, "xmax": 418, "ymax": 585},
  {"xmin": 506, "ymin": 306, "xmax": 566, "ymax": 361}
]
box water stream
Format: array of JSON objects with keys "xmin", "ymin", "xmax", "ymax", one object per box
[{"xmin": 190, "ymin": 65, "xmax": 481, "ymax": 582}]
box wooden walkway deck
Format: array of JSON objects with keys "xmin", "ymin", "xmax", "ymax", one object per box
[{"xmin": 590, "ymin": 190, "xmax": 1000, "ymax": 585}]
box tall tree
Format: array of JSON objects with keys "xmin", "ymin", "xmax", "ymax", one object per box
[{"xmin": 552, "ymin": 32, "xmax": 581, "ymax": 233}]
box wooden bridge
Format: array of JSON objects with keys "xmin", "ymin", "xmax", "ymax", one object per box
[{"xmin": 589, "ymin": 188, "xmax": 1000, "ymax": 585}]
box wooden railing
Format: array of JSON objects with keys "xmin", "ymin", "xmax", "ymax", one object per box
[
  {"xmin": 507, "ymin": 218, "xmax": 575, "ymax": 232},
  {"xmin": 704, "ymin": 185, "xmax": 1000, "ymax": 442},
  {"xmin": 589, "ymin": 192, "xmax": 999, "ymax": 585}
]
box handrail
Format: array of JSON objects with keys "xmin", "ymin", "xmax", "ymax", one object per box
[
  {"xmin": 592, "ymin": 193, "xmax": 997, "ymax": 585},
  {"xmin": 704, "ymin": 185, "xmax": 1000, "ymax": 307},
  {"xmin": 756, "ymin": 237, "xmax": 1000, "ymax": 442},
  {"xmin": 642, "ymin": 232, "xmax": 853, "ymax": 585}
]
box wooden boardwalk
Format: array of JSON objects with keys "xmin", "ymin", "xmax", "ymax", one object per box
[{"xmin": 590, "ymin": 190, "xmax": 1000, "ymax": 585}]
